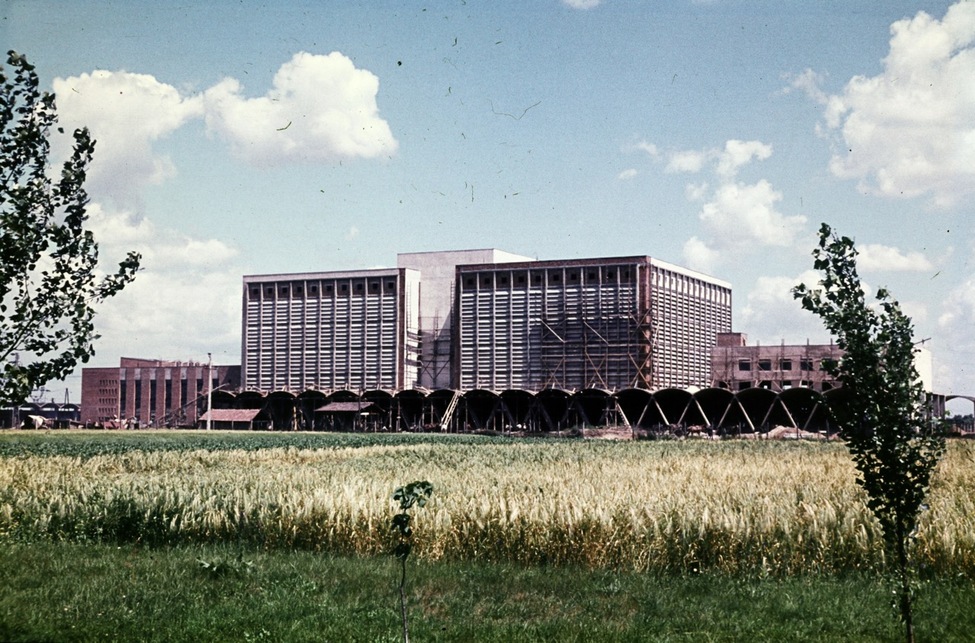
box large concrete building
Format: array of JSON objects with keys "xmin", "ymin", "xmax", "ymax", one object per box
[
  {"xmin": 80, "ymin": 357, "xmax": 240, "ymax": 427},
  {"xmin": 455, "ymin": 256, "xmax": 732, "ymax": 391},
  {"xmin": 242, "ymin": 268, "xmax": 421, "ymax": 392},
  {"xmin": 241, "ymin": 250, "xmax": 732, "ymax": 394}
]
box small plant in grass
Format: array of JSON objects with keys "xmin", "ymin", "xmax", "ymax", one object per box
[
  {"xmin": 391, "ymin": 480, "xmax": 433, "ymax": 643},
  {"xmin": 196, "ymin": 553, "xmax": 255, "ymax": 578},
  {"xmin": 794, "ymin": 223, "xmax": 946, "ymax": 643}
]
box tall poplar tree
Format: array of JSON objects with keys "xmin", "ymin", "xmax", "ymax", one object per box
[
  {"xmin": 793, "ymin": 223, "xmax": 945, "ymax": 643},
  {"xmin": 1, "ymin": 51, "xmax": 140, "ymax": 405}
]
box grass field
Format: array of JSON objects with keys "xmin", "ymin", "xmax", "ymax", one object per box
[{"xmin": 1, "ymin": 430, "xmax": 973, "ymax": 641}]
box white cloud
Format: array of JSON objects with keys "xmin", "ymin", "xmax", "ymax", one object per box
[
  {"xmin": 782, "ymin": 68, "xmax": 828, "ymax": 105},
  {"xmin": 682, "ymin": 236, "xmax": 720, "ymax": 274},
  {"xmin": 203, "ymin": 51, "xmax": 398, "ymax": 166},
  {"xmin": 85, "ymin": 204, "xmax": 241, "ymax": 366},
  {"xmin": 666, "ymin": 149, "xmax": 707, "ymax": 173},
  {"xmin": 666, "ymin": 139, "xmax": 807, "ymax": 270},
  {"xmin": 617, "ymin": 168, "xmax": 638, "ymax": 180},
  {"xmin": 699, "ymin": 179, "xmax": 806, "ymax": 248},
  {"xmin": 738, "ymin": 271, "xmax": 833, "ymax": 345},
  {"xmin": 562, "ymin": 0, "xmax": 601, "ymax": 9},
  {"xmin": 715, "ymin": 140, "xmax": 773, "ymax": 179},
  {"xmin": 53, "ymin": 70, "xmax": 204, "ymax": 210},
  {"xmin": 684, "ymin": 181, "xmax": 708, "ymax": 201},
  {"xmin": 937, "ymin": 276, "xmax": 975, "ymax": 393},
  {"xmin": 857, "ymin": 244, "xmax": 935, "ymax": 272},
  {"xmin": 821, "ymin": 1, "xmax": 975, "ymax": 208}
]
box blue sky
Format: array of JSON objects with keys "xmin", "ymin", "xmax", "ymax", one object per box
[{"xmin": 5, "ymin": 1, "xmax": 975, "ymax": 406}]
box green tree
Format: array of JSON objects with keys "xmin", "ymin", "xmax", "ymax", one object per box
[
  {"xmin": 391, "ymin": 480, "xmax": 433, "ymax": 643},
  {"xmin": 1, "ymin": 51, "xmax": 140, "ymax": 405},
  {"xmin": 793, "ymin": 223, "xmax": 945, "ymax": 643}
]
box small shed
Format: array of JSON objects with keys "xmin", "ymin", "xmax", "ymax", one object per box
[
  {"xmin": 199, "ymin": 408, "xmax": 266, "ymax": 430},
  {"xmin": 315, "ymin": 401, "xmax": 381, "ymax": 431}
]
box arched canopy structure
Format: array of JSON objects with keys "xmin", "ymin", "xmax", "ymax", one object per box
[
  {"xmin": 535, "ymin": 388, "xmax": 571, "ymax": 431},
  {"xmin": 616, "ymin": 388, "xmax": 652, "ymax": 427}
]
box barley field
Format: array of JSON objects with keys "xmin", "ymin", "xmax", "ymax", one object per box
[{"xmin": 1, "ymin": 432, "xmax": 973, "ymax": 575}]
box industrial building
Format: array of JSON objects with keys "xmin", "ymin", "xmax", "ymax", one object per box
[
  {"xmin": 242, "ymin": 268, "xmax": 422, "ymax": 392},
  {"xmin": 710, "ymin": 332, "xmax": 935, "ymax": 394},
  {"xmin": 456, "ymin": 256, "xmax": 732, "ymax": 390},
  {"xmin": 242, "ymin": 250, "xmax": 732, "ymax": 394},
  {"xmin": 80, "ymin": 357, "xmax": 240, "ymax": 427}
]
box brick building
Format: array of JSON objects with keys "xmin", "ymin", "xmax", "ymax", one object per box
[{"xmin": 80, "ymin": 357, "xmax": 240, "ymax": 427}]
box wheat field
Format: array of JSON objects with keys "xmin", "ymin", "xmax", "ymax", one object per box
[{"xmin": 1, "ymin": 435, "xmax": 972, "ymax": 575}]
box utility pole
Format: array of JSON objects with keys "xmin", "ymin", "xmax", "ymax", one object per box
[{"xmin": 206, "ymin": 353, "xmax": 212, "ymax": 431}]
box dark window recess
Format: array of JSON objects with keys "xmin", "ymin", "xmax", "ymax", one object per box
[
  {"xmin": 250, "ymin": 288, "xmax": 259, "ymax": 297},
  {"xmin": 266, "ymin": 288, "xmax": 273, "ymax": 296},
  {"xmin": 149, "ymin": 380, "xmax": 157, "ymax": 411},
  {"xmin": 517, "ymin": 275, "xmax": 526, "ymax": 284},
  {"xmin": 500, "ymin": 276, "xmax": 508, "ymax": 285},
  {"xmin": 552, "ymin": 274, "xmax": 561, "ymax": 282},
  {"xmin": 310, "ymin": 286, "xmax": 318, "ymax": 294},
  {"xmin": 134, "ymin": 380, "xmax": 142, "ymax": 412},
  {"xmin": 387, "ymin": 282, "xmax": 395, "ymax": 290},
  {"xmin": 120, "ymin": 380, "xmax": 127, "ymax": 412},
  {"xmin": 800, "ymin": 358, "xmax": 814, "ymax": 371},
  {"xmin": 569, "ymin": 273, "xmax": 578, "ymax": 281},
  {"xmin": 370, "ymin": 282, "xmax": 379, "ymax": 291},
  {"xmin": 466, "ymin": 278, "xmax": 475, "ymax": 286},
  {"xmin": 165, "ymin": 380, "xmax": 172, "ymax": 410},
  {"xmin": 587, "ymin": 272, "xmax": 596, "ymax": 280},
  {"xmin": 780, "ymin": 359, "xmax": 793, "ymax": 371},
  {"xmin": 181, "ymin": 379, "xmax": 187, "ymax": 405},
  {"xmin": 758, "ymin": 359, "xmax": 772, "ymax": 371},
  {"xmin": 738, "ymin": 360, "xmax": 751, "ymax": 371}
]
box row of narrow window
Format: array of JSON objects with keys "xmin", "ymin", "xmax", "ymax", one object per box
[{"xmin": 738, "ymin": 358, "xmax": 826, "ymax": 371}]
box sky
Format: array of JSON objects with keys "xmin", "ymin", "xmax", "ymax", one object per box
[{"xmin": 4, "ymin": 1, "xmax": 975, "ymax": 409}]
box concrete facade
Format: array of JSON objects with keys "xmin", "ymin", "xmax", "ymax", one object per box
[
  {"xmin": 455, "ymin": 256, "xmax": 732, "ymax": 391},
  {"xmin": 242, "ymin": 268, "xmax": 421, "ymax": 392},
  {"xmin": 80, "ymin": 357, "xmax": 240, "ymax": 427},
  {"xmin": 397, "ymin": 249, "xmax": 534, "ymax": 389},
  {"xmin": 709, "ymin": 332, "xmax": 935, "ymax": 394}
]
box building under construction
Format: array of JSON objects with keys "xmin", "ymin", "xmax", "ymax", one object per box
[
  {"xmin": 241, "ymin": 250, "xmax": 731, "ymax": 394},
  {"xmin": 456, "ymin": 255, "xmax": 732, "ymax": 391},
  {"xmin": 80, "ymin": 357, "xmax": 240, "ymax": 427}
]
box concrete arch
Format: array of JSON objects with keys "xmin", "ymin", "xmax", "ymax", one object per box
[
  {"xmin": 779, "ymin": 387, "xmax": 828, "ymax": 432},
  {"xmin": 616, "ymin": 388, "xmax": 653, "ymax": 428},
  {"xmin": 393, "ymin": 389, "xmax": 427, "ymax": 431},
  {"xmin": 536, "ymin": 388, "xmax": 571, "ymax": 431},
  {"xmin": 297, "ymin": 390, "xmax": 328, "ymax": 430},
  {"xmin": 463, "ymin": 389, "xmax": 503, "ymax": 431},
  {"xmin": 692, "ymin": 388, "xmax": 735, "ymax": 431},
  {"xmin": 737, "ymin": 387, "xmax": 777, "ymax": 433},
  {"xmin": 500, "ymin": 389, "xmax": 536, "ymax": 431},
  {"xmin": 651, "ymin": 388, "xmax": 693, "ymax": 429},
  {"xmin": 573, "ymin": 389, "xmax": 615, "ymax": 428},
  {"xmin": 266, "ymin": 390, "xmax": 298, "ymax": 430}
]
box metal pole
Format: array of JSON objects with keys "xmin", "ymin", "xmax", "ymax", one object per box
[{"xmin": 206, "ymin": 353, "xmax": 212, "ymax": 431}]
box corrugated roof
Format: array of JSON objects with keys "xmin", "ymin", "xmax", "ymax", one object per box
[
  {"xmin": 315, "ymin": 401, "xmax": 379, "ymax": 413},
  {"xmin": 200, "ymin": 409, "xmax": 262, "ymax": 422}
]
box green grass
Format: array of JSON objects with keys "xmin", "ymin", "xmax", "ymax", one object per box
[{"xmin": 1, "ymin": 541, "xmax": 974, "ymax": 642}]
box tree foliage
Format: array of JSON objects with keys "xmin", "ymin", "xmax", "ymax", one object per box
[
  {"xmin": 391, "ymin": 480, "xmax": 433, "ymax": 643},
  {"xmin": 0, "ymin": 51, "xmax": 140, "ymax": 404},
  {"xmin": 793, "ymin": 223, "xmax": 945, "ymax": 642}
]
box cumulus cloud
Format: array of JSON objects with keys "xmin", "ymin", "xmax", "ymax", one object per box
[
  {"xmin": 857, "ymin": 243, "xmax": 935, "ymax": 272},
  {"xmin": 820, "ymin": 1, "xmax": 975, "ymax": 208},
  {"xmin": 668, "ymin": 139, "xmax": 806, "ymax": 271},
  {"xmin": 698, "ymin": 180, "xmax": 804, "ymax": 248},
  {"xmin": 53, "ymin": 71, "xmax": 204, "ymax": 210},
  {"xmin": 203, "ymin": 51, "xmax": 398, "ymax": 166},
  {"xmin": 937, "ymin": 276, "xmax": 975, "ymax": 392},
  {"xmin": 85, "ymin": 204, "xmax": 242, "ymax": 363},
  {"xmin": 617, "ymin": 168, "xmax": 638, "ymax": 180},
  {"xmin": 738, "ymin": 271, "xmax": 834, "ymax": 345}
]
